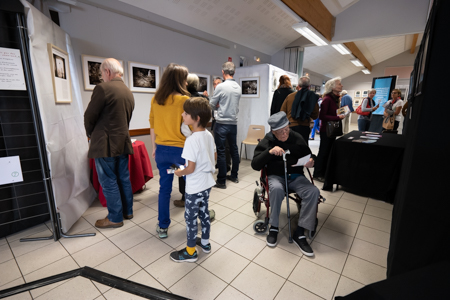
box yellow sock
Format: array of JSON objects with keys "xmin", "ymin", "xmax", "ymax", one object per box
[{"xmin": 186, "ymin": 246, "xmax": 196, "ymax": 255}]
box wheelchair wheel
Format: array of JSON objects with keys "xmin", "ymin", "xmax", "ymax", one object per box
[
  {"xmin": 253, "ymin": 220, "xmax": 268, "ymax": 234},
  {"xmin": 253, "ymin": 188, "xmax": 261, "ymax": 216},
  {"xmin": 308, "ymin": 217, "xmax": 319, "ymax": 239}
]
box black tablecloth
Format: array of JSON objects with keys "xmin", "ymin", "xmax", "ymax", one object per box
[{"xmin": 323, "ymin": 131, "xmax": 406, "ymax": 203}]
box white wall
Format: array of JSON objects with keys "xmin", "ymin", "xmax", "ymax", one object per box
[
  {"xmin": 341, "ymin": 50, "xmax": 416, "ymax": 92},
  {"xmin": 334, "ymin": 0, "xmax": 429, "ymax": 42},
  {"xmin": 57, "ymin": 0, "xmax": 271, "ymax": 130}
]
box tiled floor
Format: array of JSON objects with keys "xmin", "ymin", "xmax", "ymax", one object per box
[{"xmin": 0, "ymin": 126, "xmax": 394, "ymax": 300}]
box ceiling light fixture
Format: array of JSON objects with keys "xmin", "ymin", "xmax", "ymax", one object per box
[
  {"xmin": 331, "ymin": 44, "xmax": 351, "ymax": 55},
  {"xmin": 292, "ymin": 22, "xmax": 328, "ymax": 46},
  {"xmin": 350, "ymin": 59, "xmax": 364, "ymax": 67},
  {"xmin": 362, "ymin": 69, "xmax": 371, "ymax": 74}
]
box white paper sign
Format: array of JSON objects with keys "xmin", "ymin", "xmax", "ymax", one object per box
[
  {"xmin": 0, "ymin": 156, "xmax": 24, "ymax": 185},
  {"xmin": 0, "ymin": 47, "xmax": 27, "ymax": 91},
  {"xmin": 291, "ymin": 154, "xmax": 311, "ymax": 167}
]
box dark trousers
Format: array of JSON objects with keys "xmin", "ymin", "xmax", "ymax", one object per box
[
  {"xmin": 291, "ymin": 125, "xmax": 311, "ymax": 145},
  {"xmin": 214, "ymin": 123, "xmax": 240, "ymax": 184},
  {"xmin": 313, "ymin": 131, "xmax": 336, "ymax": 178},
  {"xmin": 212, "ymin": 119, "xmax": 231, "ymax": 171}
]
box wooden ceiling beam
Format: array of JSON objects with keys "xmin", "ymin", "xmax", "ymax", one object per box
[
  {"xmin": 282, "ymin": 0, "xmax": 335, "ymax": 41},
  {"xmin": 410, "ymin": 33, "xmax": 419, "ymax": 54},
  {"xmin": 344, "ymin": 42, "xmax": 372, "ymax": 71}
]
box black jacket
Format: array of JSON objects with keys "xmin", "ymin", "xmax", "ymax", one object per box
[
  {"xmin": 270, "ymin": 87, "xmax": 295, "ymax": 115},
  {"xmin": 251, "ymin": 130, "xmax": 312, "ymax": 177}
]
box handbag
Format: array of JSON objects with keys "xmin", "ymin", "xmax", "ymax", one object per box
[
  {"xmin": 355, "ymin": 98, "xmax": 371, "ymax": 116},
  {"xmin": 382, "ymin": 115, "xmax": 395, "ymax": 130},
  {"xmin": 326, "ymin": 120, "xmax": 343, "ymax": 137}
]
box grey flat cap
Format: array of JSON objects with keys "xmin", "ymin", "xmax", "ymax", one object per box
[{"xmin": 268, "ymin": 111, "xmax": 289, "ymax": 131}]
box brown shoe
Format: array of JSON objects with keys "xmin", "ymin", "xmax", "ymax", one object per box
[
  {"xmin": 95, "ymin": 217, "xmax": 123, "ymax": 228},
  {"xmin": 173, "ymin": 199, "xmax": 185, "ymax": 207},
  {"xmin": 124, "ymin": 214, "xmax": 133, "ymax": 220}
]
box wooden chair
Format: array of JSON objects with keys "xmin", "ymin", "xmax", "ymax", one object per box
[{"xmin": 240, "ymin": 125, "xmax": 265, "ymax": 160}]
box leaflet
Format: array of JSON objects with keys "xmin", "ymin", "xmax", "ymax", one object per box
[{"xmin": 291, "ymin": 154, "xmax": 311, "ymax": 167}]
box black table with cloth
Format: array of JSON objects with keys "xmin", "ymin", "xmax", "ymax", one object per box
[{"xmin": 323, "ymin": 131, "xmax": 406, "ymax": 203}]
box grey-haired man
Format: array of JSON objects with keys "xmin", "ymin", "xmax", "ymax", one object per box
[{"xmin": 251, "ymin": 112, "xmax": 319, "ymax": 256}]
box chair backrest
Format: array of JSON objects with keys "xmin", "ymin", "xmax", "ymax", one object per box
[{"xmin": 244, "ymin": 125, "xmax": 266, "ymax": 143}]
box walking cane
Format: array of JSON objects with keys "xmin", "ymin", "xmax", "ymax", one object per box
[{"xmin": 283, "ymin": 150, "xmax": 293, "ymax": 243}]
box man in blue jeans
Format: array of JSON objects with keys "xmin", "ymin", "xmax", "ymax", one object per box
[
  {"xmin": 84, "ymin": 58, "xmax": 135, "ymax": 228},
  {"xmin": 210, "ymin": 62, "xmax": 242, "ymax": 189}
]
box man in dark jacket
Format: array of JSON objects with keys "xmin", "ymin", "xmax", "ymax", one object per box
[
  {"xmin": 84, "ymin": 58, "xmax": 135, "ymax": 229},
  {"xmin": 251, "ymin": 112, "xmax": 319, "ymax": 256}
]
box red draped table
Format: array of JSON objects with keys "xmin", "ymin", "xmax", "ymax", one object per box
[{"xmin": 90, "ymin": 140, "xmax": 153, "ymax": 207}]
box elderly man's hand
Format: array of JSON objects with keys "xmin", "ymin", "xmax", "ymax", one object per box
[
  {"xmin": 269, "ymin": 146, "xmax": 285, "ymax": 156},
  {"xmin": 304, "ymin": 158, "xmax": 314, "ymax": 168}
]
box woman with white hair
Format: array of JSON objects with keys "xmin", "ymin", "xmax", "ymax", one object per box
[{"xmin": 313, "ymin": 77, "xmax": 345, "ymax": 182}]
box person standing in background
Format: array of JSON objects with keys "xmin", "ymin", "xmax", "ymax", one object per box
[
  {"xmin": 84, "ymin": 58, "xmax": 134, "ymax": 229},
  {"xmin": 149, "ymin": 63, "xmax": 190, "ymax": 238},
  {"xmin": 339, "ymin": 90, "xmax": 354, "ymax": 134},
  {"xmin": 310, "ymin": 94, "xmax": 322, "ymax": 140},
  {"xmin": 210, "ymin": 62, "xmax": 242, "ymax": 189},
  {"xmin": 270, "ymin": 75, "xmax": 294, "ymax": 115}
]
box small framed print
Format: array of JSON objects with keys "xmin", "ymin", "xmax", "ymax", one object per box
[
  {"xmin": 362, "ymin": 90, "xmax": 368, "ymax": 97},
  {"xmin": 240, "ymin": 76, "xmax": 260, "ymax": 98},
  {"xmin": 128, "ymin": 61, "xmax": 159, "ymax": 93},
  {"xmin": 195, "ymin": 73, "xmax": 210, "ymax": 96},
  {"xmin": 48, "ymin": 43, "xmax": 71, "ymax": 103},
  {"xmin": 81, "ymin": 54, "xmax": 124, "ymax": 90},
  {"xmin": 355, "ymin": 90, "xmax": 362, "ymax": 97}
]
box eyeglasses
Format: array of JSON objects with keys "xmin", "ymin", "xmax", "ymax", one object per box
[{"xmin": 273, "ymin": 126, "xmax": 289, "ymax": 136}]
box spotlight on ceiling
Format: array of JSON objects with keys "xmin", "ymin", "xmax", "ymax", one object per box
[
  {"xmin": 350, "ymin": 59, "xmax": 364, "ymax": 67},
  {"xmin": 254, "ymin": 56, "xmax": 260, "ymax": 62},
  {"xmin": 331, "ymin": 44, "xmax": 351, "ymax": 55},
  {"xmin": 292, "ymin": 22, "xmax": 328, "ymax": 46}
]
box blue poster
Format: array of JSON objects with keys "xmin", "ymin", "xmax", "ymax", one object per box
[{"xmin": 372, "ymin": 77, "xmax": 392, "ymax": 115}]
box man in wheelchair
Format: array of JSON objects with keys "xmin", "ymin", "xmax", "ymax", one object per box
[{"xmin": 251, "ymin": 111, "xmax": 319, "ymax": 256}]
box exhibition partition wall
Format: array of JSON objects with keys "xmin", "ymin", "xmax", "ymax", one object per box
[
  {"xmin": 20, "ymin": 1, "xmax": 95, "ymax": 233},
  {"xmin": 234, "ymin": 64, "xmax": 298, "ymax": 158}
]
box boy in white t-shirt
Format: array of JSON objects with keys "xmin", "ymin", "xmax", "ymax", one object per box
[{"xmin": 170, "ymin": 97, "xmax": 216, "ymax": 263}]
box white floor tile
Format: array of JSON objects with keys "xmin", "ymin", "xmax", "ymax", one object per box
[
  {"xmin": 350, "ymin": 238, "xmax": 388, "ymax": 268},
  {"xmin": 59, "ymin": 228, "xmax": 106, "ymax": 255},
  {"xmin": 109, "ymin": 226, "xmax": 152, "ymax": 251},
  {"xmin": 0, "ymin": 243, "xmax": 14, "ymax": 264},
  {"xmin": 342, "ymin": 255, "xmax": 387, "ymax": 285},
  {"xmin": 360, "ymin": 214, "xmax": 391, "ymax": 233},
  {"xmin": 231, "ymin": 262, "xmax": 285, "ymax": 300},
  {"xmin": 129, "ymin": 206, "xmax": 158, "ymax": 224},
  {"xmin": 15, "ymin": 242, "xmax": 69, "ymax": 275},
  {"xmin": 34, "ymin": 277, "xmax": 100, "ymax": 300},
  {"xmin": 367, "ymin": 199, "xmax": 393, "ymax": 211},
  {"xmin": 225, "ymin": 232, "xmax": 266, "ymax": 260},
  {"xmin": 218, "ymin": 196, "xmax": 248, "ymax": 210},
  {"xmin": 275, "ymin": 281, "xmax": 324, "ymax": 300},
  {"xmin": 208, "ymin": 203, "xmax": 234, "ymax": 220},
  {"xmin": 340, "ymin": 193, "xmax": 368, "ymax": 204},
  {"xmin": 307, "ymin": 241, "xmax": 348, "ymax": 273},
  {"xmin": 8, "ymin": 230, "xmax": 54, "ymax": 258},
  {"xmin": 330, "ymin": 207, "xmax": 362, "ymax": 224},
  {"xmin": 71, "ymin": 239, "xmax": 122, "ymax": 268},
  {"xmin": 355, "ymin": 225, "xmax": 390, "ymax": 248},
  {"xmin": 127, "ymin": 269, "xmax": 165, "ymax": 291},
  {"xmin": 125, "ymin": 236, "xmax": 172, "ymax": 268},
  {"xmin": 337, "ymin": 199, "xmax": 366, "ymax": 213},
  {"xmin": 289, "ymin": 258, "xmax": 340, "ymax": 300},
  {"xmin": 364, "ymin": 205, "xmax": 393, "ymax": 221},
  {"xmin": 333, "ymin": 276, "xmax": 364, "ymax": 298},
  {"xmin": 0, "ymin": 259, "xmax": 23, "ymax": 288},
  {"xmin": 322, "ymin": 216, "xmax": 358, "ymax": 237},
  {"xmin": 215, "ymin": 286, "xmax": 252, "ymax": 300},
  {"xmin": 170, "ymin": 266, "xmax": 227, "ymax": 300},
  {"xmin": 253, "ymin": 246, "xmax": 300, "ymax": 278},
  {"xmin": 220, "ymin": 211, "xmax": 256, "ymax": 231},
  {"xmin": 209, "ymin": 222, "xmax": 240, "ymax": 246},
  {"xmin": 201, "ymin": 247, "xmax": 250, "ymax": 283},
  {"xmin": 145, "ymin": 255, "xmax": 196, "ymax": 289},
  {"xmin": 314, "ymin": 227, "xmax": 354, "ymax": 253}
]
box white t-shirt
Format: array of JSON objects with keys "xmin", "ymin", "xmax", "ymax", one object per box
[
  {"xmin": 384, "ymin": 99, "xmax": 404, "ymax": 121},
  {"xmin": 182, "ymin": 130, "xmax": 216, "ymax": 194}
]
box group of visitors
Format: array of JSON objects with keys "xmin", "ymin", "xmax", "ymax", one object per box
[{"xmin": 84, "ymin": 58, "xmax": 406, "ymax": 262}]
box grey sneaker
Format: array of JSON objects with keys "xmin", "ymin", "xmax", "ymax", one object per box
[
  {"xmin": 156, "ymin": 224, "xmax": 168, "ymax": 239},
  {"xmin": 196, "ymin": 237, "xmax": 211, "ymax": 253},
  {"xmin": 209, "ymin": 209, "xmax": 215, "ymax": 221}
]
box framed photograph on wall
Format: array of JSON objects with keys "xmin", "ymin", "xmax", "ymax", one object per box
[
  {"xmin": 195, "ymin": 73, "xmax": 210, "ymax": 96},
  {"xmin": 81, "ymin": 55, "xmax": 124, "ymax": 90},
  {"xmin": 48, "ymin": 44, "xmax": 71, "ymax": 103},
  {"xmin": 240, "ymin": 77, "xmax": 260, "ymax": 98},
  {"xmin": 128, "ymin": 61, "xmax": 159, "ymax": 93},
  {"xmin": 355, "ymin": 90, "xmax": 362, "ymax": 97},
  {"xmin": 362, "ymin": 90, "xmax": 368, "ymax": 97}
]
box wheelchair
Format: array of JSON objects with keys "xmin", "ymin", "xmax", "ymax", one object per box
[{"xmin": 252, "ymin": 166, "xmax": 325, "ymax": 239}]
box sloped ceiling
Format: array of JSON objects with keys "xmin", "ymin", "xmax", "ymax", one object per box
[{"xmin": 119, "ymin": 0, "xmax": 302, "ymax": 56}]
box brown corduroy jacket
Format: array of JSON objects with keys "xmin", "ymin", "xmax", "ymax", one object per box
[
  {"xmin": 84, "ymin": 77, "xmax": 135, "ymax": 158},
  {"xmin": 280, "ymin": 89, "xmax": 319, "ymax": 127}
]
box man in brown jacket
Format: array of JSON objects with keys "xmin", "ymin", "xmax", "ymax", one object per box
[
  {"xmin": 84, "ymin": 58, "xmax": 135, "ymax": 229},
  {"xmin": 280, "ymin": 76, "xmax": 319, "ymax": 144}
]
